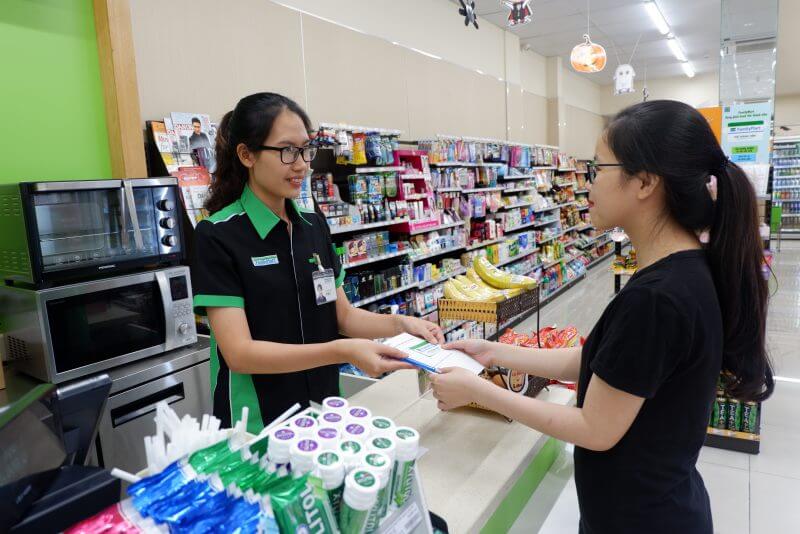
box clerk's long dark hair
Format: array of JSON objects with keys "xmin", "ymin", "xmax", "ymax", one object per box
[
  {"xmin": 606, "ymin": 100, "xmax": 773, "ymax": 402},
  {"xmin": 206, "ymin": 92, "xmax": 312, "ymax": 214}
]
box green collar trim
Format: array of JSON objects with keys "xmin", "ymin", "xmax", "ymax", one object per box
[{"xmin": 240, "ymin": 185, "xmax": 312, "ymax": 239}]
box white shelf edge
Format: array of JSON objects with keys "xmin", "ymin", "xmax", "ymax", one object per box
[
  {"xmin": 408, "ymin": 220, "xmax": 466, "ymax": 236},
  {"xmin": 351, "ymin": 283, "xmax": 418, "ymax": 308},
  {"xmin": 344, "ymin": 250, "xmax": 409, "ymax": 269},
  {"xmin": 355, "ymin": 166, "xmax": 406, "ymax": 174},
  {"xmin": 409, "ymin": 244, "xmax": 467, "ymax": 263},
  {"xmin": 330, "ymin": 218, "xmax": 410, "ymax": 235}
]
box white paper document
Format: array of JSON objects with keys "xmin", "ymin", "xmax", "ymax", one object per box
[{"xmin": 382, "ymin": 333, "xmax": 485, "ymax": 374}]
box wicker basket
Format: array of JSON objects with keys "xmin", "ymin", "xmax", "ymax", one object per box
[{"xmin": 438, "ymin": 287, "xmax": 540, "ymax": 324}]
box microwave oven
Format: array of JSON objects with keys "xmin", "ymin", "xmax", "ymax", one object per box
[
  {"xmin": 0, "ymin": 266, "xmax": 198, "ymax": 384},
  {"xmin": 0, "ymin": 178, "xmax": 184, "ymax": 287}
]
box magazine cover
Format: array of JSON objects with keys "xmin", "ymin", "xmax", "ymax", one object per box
[
  {"xmin": 150, "ymin": 121, "xmax": 180, "ymax": 173},
  {"xmin": 169, "ymin": 112, "xmax": 217, "ymax": 173},
  {"xmin": 173, "ymin": 166, "xmax": 212, "ymax": 228}
]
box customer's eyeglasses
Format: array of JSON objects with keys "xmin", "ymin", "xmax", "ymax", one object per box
[
  {"xmin": 257, "ymin": 145, "xmax": 318, "ymax": 164},
  {"xmin": 585, "ymin": 161, "xmax": 624, "ymax": 183}
]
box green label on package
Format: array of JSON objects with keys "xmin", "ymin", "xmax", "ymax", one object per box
[
  {"xmin": 271, "ymin": 475, "xmax": 337, "ymax": 534},
  {"xmin": 392, "ymin": 461, "xmax": 415, "ymax": 507}
]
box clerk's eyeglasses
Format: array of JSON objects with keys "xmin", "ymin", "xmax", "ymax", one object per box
[
  {"xmin": 585, "ymin": 161, "xmax": 624, "ymax": 183},
  {"xmin": 257, "ymin": 145, "xmax": 318, "ymax": 164}
]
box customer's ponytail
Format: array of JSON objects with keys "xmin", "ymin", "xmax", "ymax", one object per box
[
  {"xmin": 706, "ymin": 161, "xmax": 773, "ymax": 401},
  {"xmin": 205, "ymin": 92, "xmax": 312, "ymax": 214},
  {"xmin": 606, "ymin": 100, "xmax": 773, "ymax": 402}
]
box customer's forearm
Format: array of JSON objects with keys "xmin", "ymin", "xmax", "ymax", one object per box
[{"xmin": 490, "ymin": 344, "xmax": 582, "ymax": 381}]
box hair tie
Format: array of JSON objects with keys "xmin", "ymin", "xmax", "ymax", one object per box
[{"xmin": 706, "ymin": 175, "xmax": 718, "ymax": 202}]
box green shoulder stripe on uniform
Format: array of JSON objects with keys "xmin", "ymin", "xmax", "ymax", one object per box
[
  {"xmin": 208, "ymin": 199, "xmax": 245, "ymax": 224},
  {"xmin": 194, "ymin": 294, "xmax": 245, "ymax": 316},
  {"xmin": 210, "ymin": 333, "xmax": 264, "ymax": 435}
]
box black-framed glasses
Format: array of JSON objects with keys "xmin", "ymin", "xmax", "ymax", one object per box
[
  {"xmin": 257, "ymin": 145, "xmax": 318, "ymax": 164},
  {"xmin": 586, "ymin": 161, "xmax": 624, "ymax": 183}
]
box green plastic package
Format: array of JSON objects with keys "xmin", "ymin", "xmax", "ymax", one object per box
[{"xmin": 270, "ymin": 474, "xmax": 338, "ymax": 534}]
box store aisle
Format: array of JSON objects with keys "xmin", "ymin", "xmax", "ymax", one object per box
[{"xmin": 509, "ymin": 243, "xmax": 800, "ymax": 534}]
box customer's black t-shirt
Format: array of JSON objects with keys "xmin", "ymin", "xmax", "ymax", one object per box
[{"xmin": 575, "ymin": 250, "xmax": 722, "ymax": 534}]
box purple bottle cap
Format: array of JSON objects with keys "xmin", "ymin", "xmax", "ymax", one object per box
[
  {"xmin": 346, "ymin": 423, "xmax": 366, "ymax": 436},
  {"xmin": 322, "ymin": 412, "xmax": 342, "ymax": 423},
  {"xmin": 274, "ymin": 428, "xmax": 295, "ymax": 441},
  {"xmin": 293, "ymin": 416, "xmax": 315, "ymax": 428},
  {"xmin": 297, "ymin": 439, "xmax": 319, "ymax": 452},
  {"xmin": 318, "ymin": 428, "xmax": 338, "ymax": 439},
  {"xmin": 349, "ymin": 408, "xmax": 369, "ymax": 419}
]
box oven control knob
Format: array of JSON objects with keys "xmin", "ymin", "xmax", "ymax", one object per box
[
  {"xmin": 160, "ymin": 217, "xmax": 176, "ymax": 229},
  {"xmin": 178, "ymin": 323, "xmax": 190, "ymax": 335},
  {"xmin": 162, "ymin": 235, "xmax": 177, "ymax": 247},
  {"xmin": 157, "ymin": 199, "xmax": 175, "ymax": 211}
]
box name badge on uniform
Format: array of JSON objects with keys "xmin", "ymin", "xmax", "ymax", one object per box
[
  {"xmin": 312, "ymin": 253, "xmax": 337, "ymax": 305},
  {"xmin": 252, "ymin": 254, "xmax": 279, "ymax": 267}
]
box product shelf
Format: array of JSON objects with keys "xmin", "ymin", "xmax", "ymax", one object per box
[
  {"xmin": 407, "ymin": 220, "xmax": 465, "ymax": 235},
  {"xmin": 435, "ymin": 186, "xmax": 463, "ymax": 193},
  {"xmin": 586, "ymin": 250, "xmax": 615, "ymax": 269},
  {"xmin": 409, "ymin": 244, "xmax": 467, "ymax": 263},
  {"xmin": 429, "ymin": 161, "xmax": 506, "ymax": 167},
  {"xmin": 557, "ymin": 168, "xmax": 577, "ymax": 172},
  {"xmin": 540, "ymin": 273, "xmax": 586, "ymax": 305},
  {"xmin": 344, "ymin": 249, "xmax": 410, "ymax": 269},
  {"xmin": 352, "ymin": 282, "xmax": 419, "ymax": 308},
  {"xmin": 501, "ymin": 174, "xmax": 539, "ymax": 180},
  {"xmin": 461, "ymin": 186, "xmax": 506, "ymax": 194},
  {"xmin": 331, "ymin": 218, "xmax": 410, "ymax": 235},
  {"xmin": 492, "ymin": 248, "xmax": 540, "ymax": 268},
  {"xmin": 466, "ymin": 236, "xmax": 507, "ymax": 251},
  {"xmin": 502, "ymin": 200, "xmax": 538, "ymax": 210},
  {"xmin": 575, "ymin": 189, "xmax": 589, "ymax": 194},
  {"xmin": 442, "ymin": 320, "xmax": 469, "ymax": 335},
  {"xmin": 416, "ymin": 267, "xmax": 468, "ymax": 289},
  {"xmin": 577, "ymin": 205, "xmax": 589, "ymax": 211},
  {"xmin": 355, "ymin": 166, "xmax": 406, "ymax": 174},
  {"xmin": 400, "ymin": 174, "xmax": 428, "ymax": 180}
]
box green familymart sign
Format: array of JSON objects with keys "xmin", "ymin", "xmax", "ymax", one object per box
[{"xmin": 721, "ymin": 102, "xmax": 772, "ymax": 165}]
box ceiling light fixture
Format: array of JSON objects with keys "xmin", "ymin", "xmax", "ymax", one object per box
[
  {"xmin": 667, "ymin": 37, "xmax": 687, "ymax": 62},
  {"xmin": 681, "ymin": 61, "xmax": 695, "ymax": 78},
  {"xmin": 644, "ymin": 1, "xmax": 670, "ymax": 35}
]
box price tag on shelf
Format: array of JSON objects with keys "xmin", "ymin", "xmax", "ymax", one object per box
[{"xmin": 382, "ymin": 502, "xmax": 423, "ymax": 534}]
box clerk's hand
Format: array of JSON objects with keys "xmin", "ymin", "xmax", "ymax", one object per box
[
  {"xmin": 335, "ymin": 339, "xmax": 414, "ymax": 378},
  {"xmin": 430, "ymin": 367, "xmax": 488, "ymax": 411},
  {"xmin": 396, "ymin": 315, "xmax": 445, "ymax": 345},
  {"xmin": 442, "ymin": 339, "xmax": 495, "ymax": 368}
]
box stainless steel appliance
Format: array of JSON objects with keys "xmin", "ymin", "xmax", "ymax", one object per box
[
  {"xmin": 0, "ymin": 266, "xmax": 197, "ymax": 384},
  {"xmin": 0, "ymin": 178, "xmax": 184, "ymax": 287},
  {"xmin": 94, "ymin": 338, "xmax": 211, "ymax": 474}
]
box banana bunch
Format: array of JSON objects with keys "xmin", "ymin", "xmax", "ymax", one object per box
[
  {"xmin": 443, "ymin": 277, "xmax": 504, "ymax": 302},
  {"xmin": 473, "ymin": 256, "xmax": 537, "ymax": 290}
]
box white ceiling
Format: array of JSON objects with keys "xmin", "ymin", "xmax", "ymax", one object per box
[{"xmin": 470, "ymin": 0, "xmax": 722, "ymax": 85}]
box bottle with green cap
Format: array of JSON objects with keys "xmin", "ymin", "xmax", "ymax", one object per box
[
  {"xmin": 313, "ymin": 451, "xmax": 346, "ymax": 519},
  {"xmin": 368, "ymin": 416, "xmax": 396, "ymax": 438},
  {"xmin": 391, "ymin": 427, "xmax": 420, "ymax": 508},
  {"xmin": 362, "ymin": 452, "xmax": 392, "ymax": 532},
  {"xmin": 339, "ymin": 440, "xmax": 364, "ymax": 472},
  {"xmin": 339, "ymin": 468, "xmax": 380, "ymax": 534},
  {"xmin": 366, "ymin": 436, "xmax": 397, "ymax": 514}
]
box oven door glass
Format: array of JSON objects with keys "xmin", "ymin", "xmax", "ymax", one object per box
[
  {"xmin": 32, "ymin": 187, "xmax": 159, "ymax": 273},
  {"xmin": 46, "ymin": 281, "xmax": 166, "ymax": 373}
]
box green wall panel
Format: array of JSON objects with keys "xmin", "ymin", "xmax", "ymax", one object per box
[{"xmin": 0, "ymin": 0, "xmax": 112, "ymax": 184}]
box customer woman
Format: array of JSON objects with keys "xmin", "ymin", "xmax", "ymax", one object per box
[
  {"xmin": 192, "ymin": 92, "xmax": 443, "ymax": 434},
  {"xmin": 430, "ymin": 100, "xmax": 773, "ymax": 534}
]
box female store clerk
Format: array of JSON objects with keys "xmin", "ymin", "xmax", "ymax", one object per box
[
  {"xmin": 429, "ymin": 101, "xmax": 773, "ymax": 533},
  {"xmin": 192, "ymin": 93, "xmax": 443, "ymax": 434}
]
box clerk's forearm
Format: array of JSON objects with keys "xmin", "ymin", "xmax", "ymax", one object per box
[
  {"xmin": 225, "ymin": 339, "xmax": 342, "ymax": 374},
  {"xmin": 337, "ymin": 305, "xmax": 401, "ymax": 340},
  {"xmin": 490, "ymin": 344, "xmax": 582, "ymax": 382},
  {"xmin": 475, "ymin": 385, "xmax": 604, "ymax": 450}
]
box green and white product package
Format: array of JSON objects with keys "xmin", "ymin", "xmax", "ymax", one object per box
[
  {"xmin": 346, "ymin": 406, "xmax": 372, "ymax": 426},
  {"xmin": 271, "ymin": 474, "xmax": 338, "ymax": 534},
  {"xmin": 291, "ymin": 415, "xmax": 318, "ymax": 438},
  {"xmin": 291, "ymin": 439, "xmax": 321, "ymax": 476},
  {"xmin": 267, "ymin": 427, "xmax": 297, "ymax": 467},
  {"xmin": 314, "ymin": 451, "xmax": 346, "ymax": 519},
  {"xmin": 320, "ymin": 411, "xmax": 346, "ymax": 432},
  {"xmin": 322, "ymin": 396, "xmax": 350, "ymax": 416},
  {"xmin": 363, "ymin": 452, "xmax": 393, "ymax": 532},
  {"xmin": 338, "ymin": 469, "xmax": 380, "ymax": 534},
  {"xmin": 368, "ymin": 416, "xmax": 396, "ymax": 438},
  {"xmin": 315, "ymin": 427, "xmax": 340, "ymax": 451},
  {"xmin": 391, "ymin": 427, "xmax": 420, "ymax": 508},
  {"xmin": 339, "ymin": 440, "xmax": 365, "ymax": 471},
  {"xmin": 366, "ymin": 436, "xmax": 397, "ymax": 507},
  {"xmin": 343, "ymin": 423, "xmax": 370, "ymax": 443}
]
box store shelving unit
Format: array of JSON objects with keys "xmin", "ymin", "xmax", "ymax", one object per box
[{"xmin": 772, "ymin": 136, "xmax": 800, "ymax": 249}]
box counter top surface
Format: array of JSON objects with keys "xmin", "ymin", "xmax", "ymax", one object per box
[{"xmin": 349, "ymin": 370, "xmax": 576, "ymax": 534}]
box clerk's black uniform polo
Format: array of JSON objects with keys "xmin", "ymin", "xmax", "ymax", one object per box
[{"xmin": 192, "ymin": 185, "xmax": 345, "ymax": 434}]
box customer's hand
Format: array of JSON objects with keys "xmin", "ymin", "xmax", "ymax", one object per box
[
  {"xmin": 335, "ymin": 338, "xmax": 414, "ymax": 378},
  {"xmin": 396, "ymin": 315, "xmax": 445, "ymax": 345},
  {"xmin": 442, "ymin": 339, "xmax": 496, "ymax": 368},
  {"xmin": 430, "ymin": 367, "xmax": 489, "ymax": 411}
]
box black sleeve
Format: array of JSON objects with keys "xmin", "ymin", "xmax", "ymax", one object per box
[
  {"xmin": 316, "ymin": 211, "xmax": 345, "ymax": 288},
  {"xmin": 191, "ymin": 220, "xmax": 245, "ymax": 315},
  {"xmin": 589, "ymin": 287, "xmax": 691, "ymax": 399}
]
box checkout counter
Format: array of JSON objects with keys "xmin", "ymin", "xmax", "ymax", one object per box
[
  {"xmin": 346, "ymin": 370, "xmax": 575, "ymax": 533},
  {"xmin": 2, "ymin": 345, "xmax": 574, "ymax": 533}
]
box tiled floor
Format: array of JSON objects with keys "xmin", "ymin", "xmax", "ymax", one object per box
[{"xmin": 508, "ymin": 242, "xmax": 800, "ymax": 534}]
